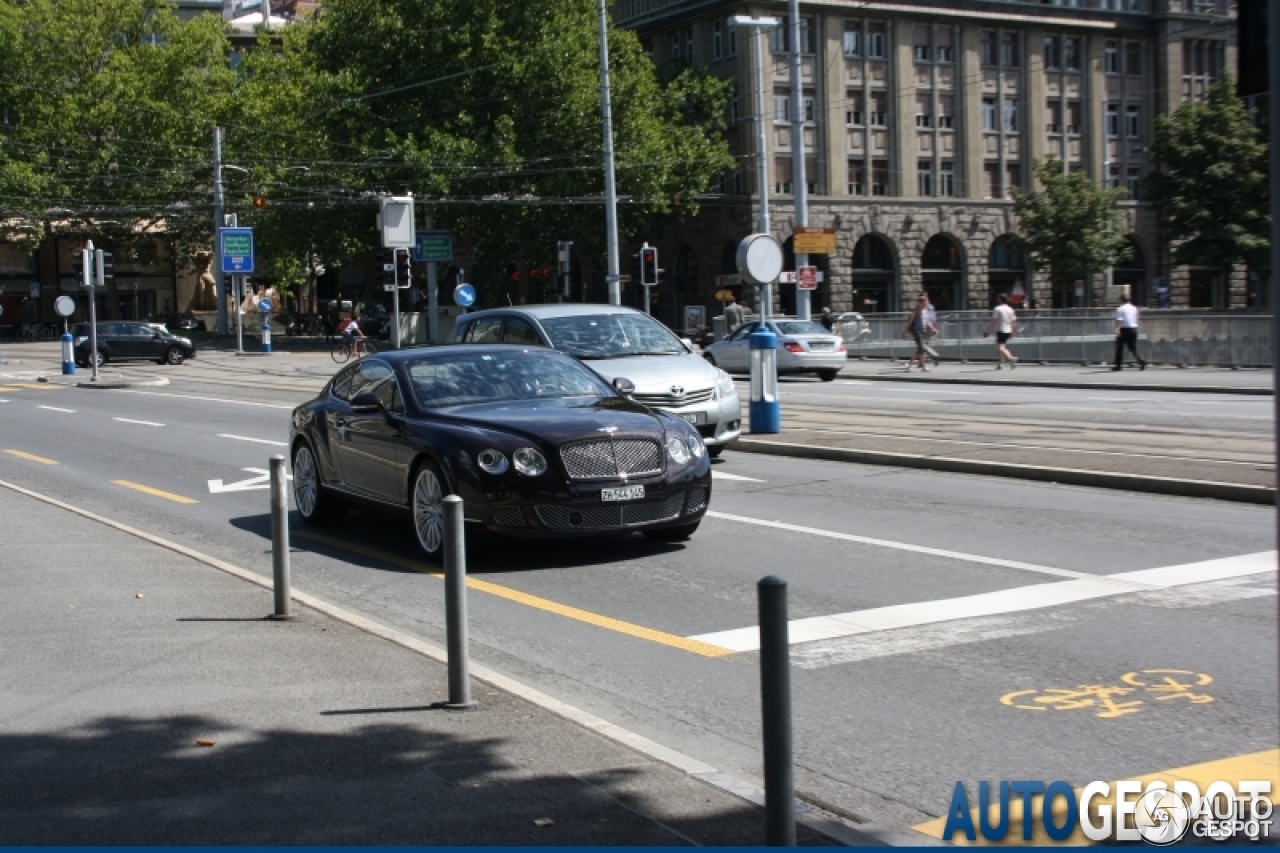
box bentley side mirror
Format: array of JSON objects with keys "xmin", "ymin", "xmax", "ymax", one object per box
[
  {"xmin": 349, "ymin": 391, "xmax": 382, "ymax": 414},
  {"xmin": 612, "ymin": 377, "xmax": 635, "ymax": 396}
]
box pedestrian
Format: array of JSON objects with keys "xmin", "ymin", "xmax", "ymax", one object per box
[
  {"xmin": 901, "ymin": 292, "xmax": 937, "ymax": 372},
  {"xmin": 1113, "ymin": 293, "xmax": 1146, "ymax": 371},
  {"xmin": 819, "ymin": 306, "xmax": 834, "ymax": 332},
  {"xmin": 923, "ymin": 299, "xmax": 941, "ymax": 366},
  {"xmin": 983, "ymin": 293, "xmax": 1018, "ymax": 369},
  {"xmin": 724, "ymin": 296, "xmax": 746, "ymax": 335}
]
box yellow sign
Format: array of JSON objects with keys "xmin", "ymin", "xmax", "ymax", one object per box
[
  {"xmin": 1001, "ymin": 670, "xmax": 1214, "ymax": 719},
  {"xmin": 793, "ymin": 227, "xmax": 837, "ymax": 255}
]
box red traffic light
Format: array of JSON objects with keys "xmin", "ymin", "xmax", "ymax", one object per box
[{"xmin": 253, "ymin": 196, "xmax": 267, "ymax": 209}]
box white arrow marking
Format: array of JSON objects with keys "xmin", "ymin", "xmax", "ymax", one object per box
[
  {"xmin": 217, "ymin": 433, "xmax": 289, "ymax": 446},
  {"xmin": 207, "ymin": 467, "xmax": 291, "ymax": 494},
  {"xmin": 712, "ymin": 471, "xmax": 765, "ymax": 483},
  {"xmin": 114, "ymin": 417, "xmax": 165, "ymax": 427}
]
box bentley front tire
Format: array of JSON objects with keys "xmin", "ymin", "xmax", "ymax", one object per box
[
  {"xmin": 292, "ymin": 443, "xmax": 346, "ymax": 526},
  {"xmin": 411, "ymin": 460, "xmax": 447, "ymax": 560}
]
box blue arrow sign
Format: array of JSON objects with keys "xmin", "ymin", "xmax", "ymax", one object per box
[
  {"xmin": 258, "ymin": 297, "xmax": 273, "ymax": 313},
  {"xmin": 219, "ymin": 227, "xmax": 255, "ymax": 274},
  {"xmin": 453, "ymin": 283, "xmax": 476, "ymax": 307}
]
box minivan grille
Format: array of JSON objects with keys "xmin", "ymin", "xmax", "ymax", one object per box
[
  {"xmin": 632, "ymin": 387, "xmax": 715, "ymax": 408},
  {"xmin": 560, "ymin": 439, "xmax": 662, "ymax": 480}
]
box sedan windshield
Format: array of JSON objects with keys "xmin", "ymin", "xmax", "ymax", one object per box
[
  {"xmin": 540, "ymin": 313, "xmax": 686, "ymax": 358},
  {"xmin": 774, "ymin": 321, "xmax": 831, "ymax": 336},
  {"xmin": 406, "ymin": 350, "xmax": 615, "ymax": 408}
]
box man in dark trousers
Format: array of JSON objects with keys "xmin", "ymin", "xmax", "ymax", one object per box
[{"xmin": 1113, "ymin": 293, "xmax": 1146, "ymax": 371}]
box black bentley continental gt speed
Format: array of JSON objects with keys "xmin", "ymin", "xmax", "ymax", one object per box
[{"xmin": 289, "ymin": 344, "xmax": 712, "ymax": 559}]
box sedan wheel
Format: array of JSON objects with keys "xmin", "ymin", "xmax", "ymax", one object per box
[
  {"xmin": 412, "ymin": 462, "xmax": 447, "ymax": 560},
  {"xmin": 164, "ymin": 346, "xmax": 186, "ymax": 365},
  {"xmin": 293, "ymin": 443, "xmax": 346, "ymax": 526}
]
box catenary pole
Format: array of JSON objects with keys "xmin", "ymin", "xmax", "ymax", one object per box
[
  {"xmin": 753, "ymin": 22, "xmax": 773, "ymax": 320},
  {"xmin": 1268, "ymin": 0, "xmax": 1279, "ymax": 714},
  {"xmin": 213, "ymin": 127, "xmax": 227, "ymax": 335},
  {"xmin": 597, "ymin": 0, "xmax": 621, "ymax": 305},
  {"xmin": 788, "ymin": 0, "xmax": 810, "ymax": 321}
]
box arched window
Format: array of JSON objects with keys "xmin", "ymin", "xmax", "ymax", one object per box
[
  {"xmin": 921, "ymin": 235, "xmax": 963, "ymax": 312},
  {"xmin": 851, "ymin": 234, "xmax": 895, "ymax": 313},
  {"xmin": 1114, "ymin": 236, "xmax": 1147, "ymax": 306},
  {"xmin": 988, "ymin": 235, "xmax": 1029, "ymax": 308}
]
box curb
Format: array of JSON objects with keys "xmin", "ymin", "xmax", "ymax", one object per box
[
  {"xmin": 71, "ymin": 375, "xmax": 170, "ymax": 390},
  {"xmin": 835, "ymin": 370, "xmax": 1272, "ymax": 395},
  {"xmin": 732, "ymin": 439, "xmax": 1275, "ymax": 505}
]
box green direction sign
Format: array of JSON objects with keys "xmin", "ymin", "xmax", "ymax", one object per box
[
  {"xmin": 219, "ymin": 227, "xmax": 255, "ymax": 274},
  {"xmin": 413, "ymin": 231, "xmax": 453, "ymax": 263}
]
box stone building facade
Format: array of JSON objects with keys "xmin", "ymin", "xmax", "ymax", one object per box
[{"xmin": 614, "ymin": 0, "xmax": 1241, "ymax": 331}]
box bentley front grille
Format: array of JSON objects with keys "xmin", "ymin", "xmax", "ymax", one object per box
[
  {"xmin": 560, "ymin": 439, "xmax": 662, "ymax": 480},
  {"xmin": 534, "ymin": 493, "xmax": 685, "ymax": 531}
]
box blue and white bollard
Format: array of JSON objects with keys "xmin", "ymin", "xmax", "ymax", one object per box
[
  {"xmin": 261, "ymin": 315, "xmax": 272, "ymax": 353},
  {"xmin": 749, "ymin": 324, "xmax": 780, "ymax": 434},
  {"xmin": 61, "ymin": 330, "xmax": 75, "ymax": 375}
]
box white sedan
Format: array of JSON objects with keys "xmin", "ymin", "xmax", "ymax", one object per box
[{"xmin": 702, "ymin": 319, "xmax": 847, "ymax": 382}]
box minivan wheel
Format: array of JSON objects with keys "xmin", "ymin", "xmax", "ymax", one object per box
[
  {"xmin": 706, "ymin": 445, "xmax": 724, "ymax": 458},
  {"xmin": 817, "ymin": 369, "xmax": 838, "ymax": 382},
  {"xmin": 163, "ymin": 346, "xmax": 186, "ymax": 365}
]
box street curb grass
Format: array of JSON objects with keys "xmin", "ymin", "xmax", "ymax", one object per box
[
  {"xmin": 0, "ymin": 478, "xmax": 936, "ymax": 848},
  {"xmin": 732, "ymin": 439, "xmax": 1275, "ymax": 505}
]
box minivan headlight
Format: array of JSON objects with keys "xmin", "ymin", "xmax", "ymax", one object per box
[
  {"xmin": 513, "ymin": 447, "xmax": 547, "ymax": 477},
  {"xmin": 716, "ymin": 368, "xmax": 736, "ymax": 395},
  {"xmin": 666, "ymin": 435, "xmax": 691, "ymax": 465}
]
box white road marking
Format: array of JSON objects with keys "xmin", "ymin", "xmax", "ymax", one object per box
[
  {"xmin": 706, "ymin": 511, "xmax": 1087, "ymax": 580},
  {"xmin": 107, "ymin": 389, "xmax": 295, "ymax": 409},
  {"xmin": 876, "ymin": 388, "xmax": 981, "ymax": 395},
  {"xmin": 0, "ymin": 399, "xmax": 8, "ymax": 404},
  {"xmin": 217, "ymin": 433, "xmax": 289, "ymax": 447},
  {"xmin": 208, "ymin": 467, "xmax": 290, "ymax": 494},
  {"xmin": 1085, "ymin": 397, "xmax": 1144, "ymax": 402},
  {"xmin": 689, "ymin": 551, "xmax": 1275, "ymax": 652},
  {"xmin": 791, "ymin": 614, "xmax": 1065, "ymax": 669},
  {"xmin": 37, "ymin": 405, "xmax": 75, "ymax": 413},
  {"xmin": 712, "ymin": 471, "xmax": 765, "ymax": 483},
  {"xmin": 113, "ymin": 417, "xmax": 165, "ymax": 427}
]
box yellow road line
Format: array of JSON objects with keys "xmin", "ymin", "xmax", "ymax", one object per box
[
  {"xmin": 912, "ymin": 748, "xmax": 1280, "ymax": 846},
  {"xmin": 0, "ymin": 386, "xmax": 24, "ymax": 393},
  {"xmin": 14, "ymin": 383, "xmax": 61, "ymax": 390},
  {"xmin": 111, "ymin": 480, "xmax": 199, "ymax": 505},
  {"xmin": 3, "ymin": 449, "xmax": 58, "ymax": 465},
  {"xmin": 294, "ymin": 530, "xmax": 733, "ymax": 658}
]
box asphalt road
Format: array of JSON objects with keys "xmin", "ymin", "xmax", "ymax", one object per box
[{"xmin": 1, "ymin": 353, "xmax": 1276, "ymax": 836}]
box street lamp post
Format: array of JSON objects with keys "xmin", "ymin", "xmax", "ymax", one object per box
[
  {"xmin": 788, "ymin": 0, "xmax": 811, "ymax": 321},
  {"xmin": 731, "ymin": 15, "xmax": 780, "ymax": 321},
  {"xmin": 597, "ymin": 0, "xmax": 621, "ymax": 305}
]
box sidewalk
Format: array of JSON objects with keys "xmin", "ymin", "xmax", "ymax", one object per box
[{"xmin": 0, "ymin": 481, "xmax": 868, "ymax": 846}]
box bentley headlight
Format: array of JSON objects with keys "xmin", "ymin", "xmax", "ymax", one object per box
[
  {"xmin": 716, "ymin": 368, "xmax": 736, "ymax": 395},
  {"xmin": 513, "ymin": 447, "xmax": 547, "ymax": 477},
  {"xmin": 666, "ymin": 435, "xmax": 691, "ymax": 465},
  {"xmin": 688, "ymin": 432, "xmax": 705, "ymax": 458},
  {"xmin": 477, "ymin": 448, "xmax": 509, "ymax": 475}
]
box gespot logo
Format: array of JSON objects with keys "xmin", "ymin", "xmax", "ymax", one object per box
[{"xmin": 942, "ymin": 779, "xmax": 1273, "ymax": 844}]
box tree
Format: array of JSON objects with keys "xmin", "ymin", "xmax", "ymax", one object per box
[
  {"xmin": 1011, "ymin": 158, "xmax": 1131, "ymax": 297},
  {"xmin": 1145, "ymin": 74, "xmax": 1268, "ymax": 274}
]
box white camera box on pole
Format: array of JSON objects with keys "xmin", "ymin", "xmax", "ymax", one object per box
[{"xmin": 379, "ymin": 197, "xmax": 416, "ymax": 249}]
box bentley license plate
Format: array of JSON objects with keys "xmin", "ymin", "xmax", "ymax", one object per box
[{"xmin": 602, "ymin": 485, "xmax": 645, "ymax": 502}]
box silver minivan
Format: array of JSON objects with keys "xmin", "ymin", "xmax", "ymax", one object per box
[{"xmin": 454, "ymin": 305, "xmax": 741, "ymax": 456}]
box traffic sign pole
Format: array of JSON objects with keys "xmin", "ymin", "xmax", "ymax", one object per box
[
  {"xmin": 235, "ymin": 275, "xmax": 244, "ymax": 355},
  {"xmin": 86, "ymin": 241, "xmax": 99, "ymax": 383},
  {"xmin": 260, "ymin": 296, "xmax": 273, "ymax": 353}
]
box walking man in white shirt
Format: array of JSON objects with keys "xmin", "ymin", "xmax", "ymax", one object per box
[
  {"xmin": 983, "ymin": 293, "xmax": 1018, "ymax": 369},
  {"xmin": 1113, "ymin": 293, "xmax": 1146, "ymax": 371}
]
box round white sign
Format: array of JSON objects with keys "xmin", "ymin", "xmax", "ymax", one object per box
[
  {"xmin": 736, "ymin": 233, "xmax": 784, "ymax": 286},
  {"xmin": 54, "ymin": 295, "xmax": 76, "ymax": 317}
]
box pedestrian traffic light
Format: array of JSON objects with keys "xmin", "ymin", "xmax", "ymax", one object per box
[
  {"xmin": 639, "ymin": 245, "xmax": 658, "ymax": 286},
  {"xmin": 95, "ymin": 250, "xmax": 113, "ymax": 287},
  {"xmin": 381, "ymin": 250, "xmax": 396, "ymax": 290},
  {"xmin": 396, "ymin": 249, "xmax": 412, "ymax": 289}
]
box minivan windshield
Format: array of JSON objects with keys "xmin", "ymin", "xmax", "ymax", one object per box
[{"xmin": 540, "ymin": 313, "xmax": 686, "ymax": 359}]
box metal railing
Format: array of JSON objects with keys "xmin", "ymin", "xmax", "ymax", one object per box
[{"xmin": 843, "ymin": 310, "xmax": 1274, "ymax": 367}]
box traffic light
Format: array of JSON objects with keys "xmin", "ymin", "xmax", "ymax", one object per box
[
  {"xmin": 396, "ymin": 249, "xmax": 412, "ymax": 289},
  {"xmin": 381, "ymin": 250, "xmax": 396, "ymax": 290},
  {"xmin": 639, "ymin": 244, "xmax": 658, "ymax": 286},
  {"xmin": 557, "ymin": 241, "xmax": 572, "ymax": 297},
  {"xmin": 95, "ymin": 250, "xmax": 113, "ymax": 288},
  {"xmin": 72, "ymin": 250, "xmax": 88, "ymax": 287},
  {"xmin": 253, "ymin": 195, "xmax": 267, "ymax": 209}
]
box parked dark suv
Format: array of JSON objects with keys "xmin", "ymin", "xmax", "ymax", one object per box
[{"xmin": 73, "ymin": 322, "xmax": 197, "ymax": 367}]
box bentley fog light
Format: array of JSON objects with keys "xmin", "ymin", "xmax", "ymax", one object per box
[
  {"xmin": 513, "ymin": 447, "xmax": 547, "ymax": 477},
  {"xmin": 477, "ymin": 448, "xmax": 509, "ymax": 474},
  {"xmin": 666, "ymin": 435, "xmax": 691, "ymax": 464}
]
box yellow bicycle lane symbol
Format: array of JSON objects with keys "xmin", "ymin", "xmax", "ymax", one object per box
[{"xmin": 1001, "ymin": 670, "xmax": 1214, "ymax": 720}]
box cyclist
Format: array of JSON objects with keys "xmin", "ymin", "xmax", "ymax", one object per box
[{"xmin": 340, "ymin": 316, "xmax": 366, "ymax": 354}]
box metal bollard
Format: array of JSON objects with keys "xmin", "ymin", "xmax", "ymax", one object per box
[
  {"xmin": 442, "ymin": 495, "xmax": 477, "ymax": 708},
  {"xmin": 269, "ymin": 455, "xmax": 292, "ymax": 619},
  {"xmin": 758, "ymin": 575, "xmax": 795, "ymax": 846}
]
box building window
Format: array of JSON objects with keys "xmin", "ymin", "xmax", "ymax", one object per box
[
  {"xmin": 1105, "ymin": 41, "xmax": 1120, "ymax": 74},
  {"xmin": 918, "ymin": 161, "xmax": 934, "ymax": 196},
  {"xmin": 773, "ymin": 93, "xmax": 790, "ymax": 123},
  {"xmin": 1064, "ymin": 37, "xmax": 1081, "ymax": 71},
  {"xmin": 937, "ymin": 95, "xmax": 954, "ymax": 129},
  {"xmin": 670, "ymin": 33, "xmax": 680, "ymax": 59},
  {"xmin": 936, "ymin": 27, "xmax": 953, "ymax": 63},
  {"xmin": 983, "ymin": 163, "xmax": 1001, "ymax": 199},
  {"xmin": 980, "ymin": 30, "xmax": 997, "ymax": 66},
  {"xmin": 843, "ymin": 25, "xmax": 861, "ymax": 58},
  {"xmin": 1107, "ymin": 164, "xmax": 1119, "ymax": 190},
  {"xmin": 1003, "ymin": 98, "xmax": 1018, "ymax": 132},
  {"xmin": 1126, "ymin": 104, "xmax": 1140, "ymax": 138},
  {"xmin": 728, "ymin": 25, "xmax": 736, "ymax": 56},
  {"xmin": 939, "ymin": 162, "xmax": 955, "ymax": 197},
  {"xmin": 871, "ymin": 160, "xmax": 889, "ymax": 196},
  {"xmin": 770, "ymin": 17, "xmax": 817, "ymax": 55},
  {"xmin": 775, "ymin": 157, "xmax": 792, "ymax": 195},
  {"xmin": 1000, "ymin": 32, "xmax": 1020, "ymax": 68},
  {"xmin": 1066, "ymin": 100, "xmax": 1082, "ymax": 134},
  {"xmin": 848, "ymin": 159, "xmax": 866, "ymax": 195},
  {"xmin": 914, "ymin": 44, "xmax": 931, "ymax": 62},
  {"xmin": 982, "ymin": 98, "xmax": 998, "ymax": 132},
  {"xmin": 847, "ymin": 91, "xmax": 865, "ymax": 125},
  {"xmin": 1127, "ymin": 167, "xmax": 1142, "ymax": 200},
  {"xmin": 1106, "ymin": 103, "xmax": 1119, "ymax": 137},
  {"xmin": 803, "ymin": 94, "xmax": 816, "ymax": 123},
  {"xmin": 869, "ymin": 91, "xmax": 887, "ymax": 126},
  {"xmin": 713, "ymin": 20, "xmax": 722, "ymax": 61},
  {"xmin": 916, "ymin": 94, "xmax": 932, "ymax": 128},
  {"xmin": 867, "ymin": 24, "xmax": 886, "ymax": 59},
  {"xmin": 1046, "ymin": 100, "xmax": 1062, "ymax": 133},
  {"xmin": 936, "ymin": 45, "xmax": 954, "ymax": 63},
  {"xmin": 1005, "ymin": 164, "xmax": 1020, "ymax": 198},
  {"xmin": 1044, "ymin": 36, "xmax": 1060, "ymax": 71},
  {"xmin": 1126, "ymin": 41, "xmax": 1142, "ymax": 75}
]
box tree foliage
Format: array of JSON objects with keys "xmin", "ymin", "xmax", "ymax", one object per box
[
  {"xmin": 1145, "ymin": 74, "xmax": 1269, "ymax": 273},
  {"xmin": 1011, "ymin": 158, "xmax": 1131, "ymax": 291}
]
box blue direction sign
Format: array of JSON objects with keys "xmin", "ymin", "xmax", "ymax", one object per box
[
  {"xmin": 453, "ymin": 283, "xmax": 476, "ymax": 307},
  {"xmin": 258, "ymin": 297, "xmax": 273, "ymax": 313},
  {"xmin": 412, "ymin": 231, "xmax": 454, "ymax": 263},
  {"xmin": 219, "ymin": 227, "xmax": 255, "ymax": 274}
]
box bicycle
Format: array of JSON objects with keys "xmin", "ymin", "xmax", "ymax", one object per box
[{"xmin": 331, "ymin": 336, "xmax": 377, "ymax": 363}]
